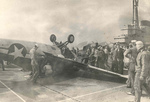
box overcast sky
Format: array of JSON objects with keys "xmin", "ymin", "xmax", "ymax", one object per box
[{"xmin": 0, "ymin": 0, "xmax": 150, "ymax": 46}]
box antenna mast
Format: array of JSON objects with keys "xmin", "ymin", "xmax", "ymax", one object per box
[{"xmin": 133, "ymin": 0, "xmax": 139, "ymax": 28}]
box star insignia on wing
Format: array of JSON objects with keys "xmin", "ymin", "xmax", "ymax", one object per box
[{"xmin": 9, "ymin": 45, "xmax": 24, "ymax": 60}]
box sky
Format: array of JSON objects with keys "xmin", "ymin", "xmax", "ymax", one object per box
[{"xmin": 0, "ymin": 0, "xmax": 150, "ymax": 46}]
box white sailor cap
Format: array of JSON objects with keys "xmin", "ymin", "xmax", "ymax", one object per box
[{"xmin": 35, "ymin": 44, "xmax": 39, "ymax": 48}]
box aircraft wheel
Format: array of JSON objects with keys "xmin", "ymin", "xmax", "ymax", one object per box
[
  {"xmin": 68, "ymin": 34, "xmax": 74, "ymax": 43},
  {"xmin": 50, "ymin": 34, "xmax": 56, "ymax": 42}
]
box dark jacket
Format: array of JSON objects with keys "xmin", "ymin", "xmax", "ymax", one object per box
[
  {"xmin": 136, "ymin": 50, "xmax": 150, "ymax": 78},
  {"xmin": 113, "ymin": 48, "xmax": 124, "ymax": 61},
  {"xmin": 125, "ymin": 47, "xmax": 137, "ymax": 63}
]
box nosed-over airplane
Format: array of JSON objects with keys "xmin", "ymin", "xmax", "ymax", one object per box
[{"xmin": 0, "ymin": 34, "xmax": 127, "ymax": 81}]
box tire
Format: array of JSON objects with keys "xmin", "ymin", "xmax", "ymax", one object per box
[
  {"xmin": 50, "ymin": 34, "xmax": 56, "ymax": 42},
  {"xmin": 68, "ymin": 34, "xmax": 74, "ymax": 43}
]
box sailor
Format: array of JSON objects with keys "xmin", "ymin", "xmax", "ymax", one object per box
[
  {"xmin": 146, "ymin": 46, "xmax": 150, "ymax": 94},
  {"xmin": 123, "ymin": 45, "xmax": 130, "ymax": 70},
  {"xmin": 81, "ymin": 48, "xmax": 90, "ymax": 64},
  {"xmin": 110, "ymin": 43, "xmax": 117, "ymax": 71},
  {"xmin": 134, "ymin": 41, "xmax": 150, "ymax": 102},
  {"xmin": 112, "ymin": 43, "xmax": 124, "ymax": 74},
  {"xmin": 89, "ymin": 44, "xmax": 96, "ymax": 66},
  {"xmin": 0, "ymin": 59, "xmax": 4, "ymax": 71},
  {"xmin": 104, "ymin": 45, "xmax": 110, "ymax": 70},
  {"xmin": 84, "ymin": 47, "xmax": 91, "ymax": 64},
  {"xmin": 29, "ymin": 44, "xmax": 39, "ymax": 83},
  {"xmin": 94, "ymin": 46, "xmax": 100, "ymax": 67},
  {"xmin": 71, "ymin": 47, "xmax": 77, "ymax": 55},
  {"xmin": 125, "ymin": 42, "xmax": 137, "ymax": 95}
]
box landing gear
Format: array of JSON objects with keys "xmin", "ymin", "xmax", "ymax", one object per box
[
  {"xmin": 68, "ymin": 34, "xmax": 74, "ymax": 43},
  {"xmin": 50, "ymin": 34, "xmax": 56, "ymax": 42}
]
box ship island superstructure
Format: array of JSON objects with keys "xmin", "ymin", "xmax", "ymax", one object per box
[{"xmin": 114, "ymin": 0, "xmax": 150, "ymax": 45}]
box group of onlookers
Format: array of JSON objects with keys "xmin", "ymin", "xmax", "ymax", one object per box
[
  {"xmin": 74, "ymin": 42, "xmax": 125, "ymax": 74},
  {"xmin": 73, "ymin": 40, "xmax": 150, "ymax": 102},
  {"xmin": 73, "ymin": 43, "xmax": 111, "ymax": 70},
  {"xmin": 87, "ymin": 43, "xmax": 110, "ymax": 69}
]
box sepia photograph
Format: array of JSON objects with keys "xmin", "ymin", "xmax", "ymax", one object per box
[{"xmin": 0, "ymin": 0, "xmax": 150, "ymax": 102}]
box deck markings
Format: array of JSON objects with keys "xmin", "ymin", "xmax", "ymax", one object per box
[
  {"xmin": 42, "ymin": 85, "xmax": 81, "ymax": 102},
  {"xmin": 0, "ymin": 80, "xmax": 26, "ymax": 102},
  {"xmin": 59, "ymin": 84, "xmax": 126, "ymax": 102}
]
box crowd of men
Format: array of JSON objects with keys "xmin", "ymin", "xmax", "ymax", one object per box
[
  {"xmin": 73, "ymin": 42, "xmax": 125, "ymax": 74},
  {"xmin": 72, "ymin": 40, "xmax": 150, "ymax": 102}
]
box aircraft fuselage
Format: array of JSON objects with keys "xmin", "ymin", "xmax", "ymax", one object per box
[{"xmin": 0, "ymin": 39, "xmax": 62, "ymax": 71}]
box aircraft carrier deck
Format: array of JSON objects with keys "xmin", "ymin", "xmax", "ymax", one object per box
[{"xmin": 0, "ymin": 66, "xmax": 149, "ymax": 102}]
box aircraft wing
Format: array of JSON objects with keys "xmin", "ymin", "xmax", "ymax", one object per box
[
  {"xmin": 44, "ymin": 51, "xmax": 127, "ymax": 82},
  {"xmin": 86, "ymin": 65, "xmax": 127, "ymax": 81}
]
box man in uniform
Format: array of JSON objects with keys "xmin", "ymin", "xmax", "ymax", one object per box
[
  {"xmin": 112, "ymin": 43, "xmax": 124, "ymax": 74},
  {"xmin": 125, "ymin": 42, "xmax": 137, "ymax": 95},
  {"xmin": 97, "ymin": 46, "xmax": 105, "ymax": 69},
  {"xmin": 110, "ymin": 43, "xmax": 116, "ymax": 71},
  {"xmin": 134, "ymin": 41, "xmax": 150, "ymax": 102},
  {"xmin": 94, "ymin": 46, "xmax": 101, "ymax": 68},
  {"xmin": 29, "ymin": 44, "xmax": 39, "ymax": 83},
  {"xmin": 89, "ymin": 44, "xmax": 96, "ymax": 66}
]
